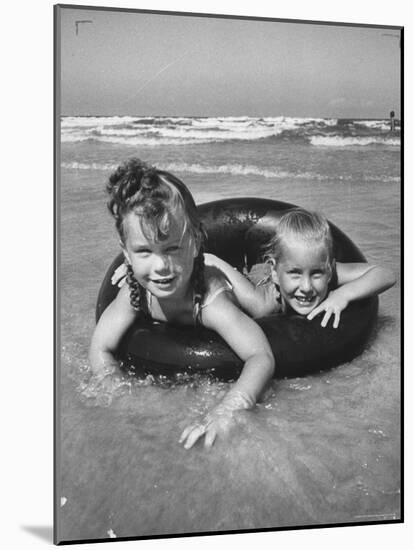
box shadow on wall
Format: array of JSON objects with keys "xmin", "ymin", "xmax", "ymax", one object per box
[{"xmin": 21, "ymin": 526, "xmax": 53, "ymax": 543}]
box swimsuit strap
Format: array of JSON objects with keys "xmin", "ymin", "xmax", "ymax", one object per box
[
  {"xmin": 255, "ymin": 274, "xmax": 272, "ymax": 287},
  {"xmin": 256, "ymin": 275, "xmax": 282, "ymax": 307},
  {"xmin": 200, "ymin": 284, "xmax": 232, "ymax": 309},
  {"xmin": 146, "ymin": 280, "xmax": 233, "ymax": 326},
  {"xmin": 193, "ymin": 281, "xmax": 233, "ymax": 326},
  {"xmin": 146, "ymin": 287, "xmax": 202, "ymax": 325}
]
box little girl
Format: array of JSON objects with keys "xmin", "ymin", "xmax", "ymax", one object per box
[
  {"xmin": 205, "ymin": 208, "xmax": 396, "ymax": 326},
  {"xmin": 89, "ymin": 158, "xmax": 274, "ymax": 450}
]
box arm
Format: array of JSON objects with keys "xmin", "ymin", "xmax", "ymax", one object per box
[
  {"xmin": 89, "ymin": 283, "xmax": 137, "ymax": 378},
  {"xmin": 308, "ymin": 262, "xmax": 396, "ymax": 328},
  {"xmin": 180, "ymin": 292, "xmax": 275, "ymax": 449},
  {"xmin": 204, "ymin": 253, "xmax": 270, "ymax": 317}
]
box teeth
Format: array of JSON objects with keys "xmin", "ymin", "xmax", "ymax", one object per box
[{"xmin": 295, "ymin": 296, "xmax": 314, "ymax": 303}]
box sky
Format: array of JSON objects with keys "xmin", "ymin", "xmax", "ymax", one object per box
[{"xmin": 59, "ymin": 7, "xmax": 402, "ymax": 118}]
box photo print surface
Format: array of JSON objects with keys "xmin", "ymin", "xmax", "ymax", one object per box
[{"xmin": 55, "ymin": 5, "xmax": 402, "ymax": 544}]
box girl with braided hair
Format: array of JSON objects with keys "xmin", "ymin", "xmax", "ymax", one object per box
[{"xmin": 89, "ymin": 158, "xmax": 274, "ymax": 450}]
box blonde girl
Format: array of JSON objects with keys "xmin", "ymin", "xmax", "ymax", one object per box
[{"xmin": 205, "ymin": 208, "xmax": 395, "ymax": 327}]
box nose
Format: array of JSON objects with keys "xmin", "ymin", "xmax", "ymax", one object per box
[
  {"xmin": 299, "ymin": 275, "xmax": 312, "ymax": 294},
  {"xmin": 153, "ymin": 253, "xmax": 171, "ymax": 273}
]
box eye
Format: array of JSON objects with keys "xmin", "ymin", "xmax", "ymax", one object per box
[
  {"xmin": 166, "ymin": 245, "xmax": 181, "ymax": 253},
  {"xmin": 134, "ymin": 248, "xmax": 151, "ymax": 256}
]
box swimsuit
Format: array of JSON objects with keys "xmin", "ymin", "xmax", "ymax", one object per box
[
  {"xmin": 145, "ymin": 279, "xmax": 233, "ymax": 326},
  {"xmin": 194, "ymin": 279, "xmax": 233, "ymax": 325}
]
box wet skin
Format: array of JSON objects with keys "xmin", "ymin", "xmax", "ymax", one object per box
[
  {"xmin": 122, "ymin": 212, "xmax": 198, "ymax": 305},
  {"xmin": 271, "ymin": 238, "xmax": 332, "ymax": 316}
]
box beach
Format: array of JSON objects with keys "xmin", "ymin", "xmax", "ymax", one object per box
[{"xmin": 57, "ymin": 115, "xmax": 400, "ymax": 541}]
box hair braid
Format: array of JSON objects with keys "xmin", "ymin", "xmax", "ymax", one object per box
[
  {"xmin": 106, "ymin": 158, "xmax": 206, "ymax": 322},
  {"xmin": 192, "ymin": 246, "xmax": 206, "ymax": 325},
  {"xmin": 126, "ymin": 262, "xmax": 146, "ymax": 313}
]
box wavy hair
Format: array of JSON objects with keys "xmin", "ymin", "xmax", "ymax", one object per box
[{"xmin": 106, "ymin": 158, "xmax": 206, "ymax": 315}]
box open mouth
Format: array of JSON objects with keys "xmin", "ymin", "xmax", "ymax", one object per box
[
  {"xmin": 150, "ymin": 276, "xmax": 176, "ymax": 286},
  {"xmin": 294, "ymin": 295, "xmax": 316, "ymax": 306}
]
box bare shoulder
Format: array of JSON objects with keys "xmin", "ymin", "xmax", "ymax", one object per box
[
  {"xmin": 200, "ymin": 286, "xmax": 244, "ymax": 329},
  {"xmin": 101, "ymin": 283, "xmax": 136, "ymax": 322}
]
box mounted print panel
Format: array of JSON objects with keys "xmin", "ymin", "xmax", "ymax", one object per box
[{"xmin": 54, "ymin": 4, "xmax": 402, "ymax": 545}]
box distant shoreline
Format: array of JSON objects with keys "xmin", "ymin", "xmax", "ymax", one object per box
[{"xmin": 60, "ymin": 114, "xmax": 401, "ymax": 122}]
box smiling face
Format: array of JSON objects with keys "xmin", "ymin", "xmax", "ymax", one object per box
[
  {"xmin": 271, "ymin": 237, "xmax": 332, "ymax": 315},
  {"xmin": 122, "ymin": 211, "xmax": 198, "ymax": 301}
]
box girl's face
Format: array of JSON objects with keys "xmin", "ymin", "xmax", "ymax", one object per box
[
  {"xmin": 122, "ymin": 212, "xmax": 198, "ymax": 301},
  {"xmin": 271, "ymin": 237, "xmax": 332, "ymax": 315}
]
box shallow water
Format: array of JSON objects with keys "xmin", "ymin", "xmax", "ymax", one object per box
[{"xmin": 57, "ymin": 125, "xmax": 400, "ymax": 542}]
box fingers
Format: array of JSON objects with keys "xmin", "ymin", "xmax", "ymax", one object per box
[
  {"xmin": 179, "ymin": 424, "xmax": 197, "ymax": 444},
  {"xmin": 333, "ymin": 309, "xmax": 341, "ymax": 329},
  {"xmin": 307, "ymin": 305, "xmax": 322, "ymax": 321},
  {"xmin": 203, "ymin": 253, "xmax": 213, "ymax": 265},
  {"xmin": 204, "ymin": 428, "xmax": 217, "ymax": 449},
  {"xmin": 179, "ymin": 420, "xmax": 219, "ymax": 450},
  {"xmin": 320, "ymin": 309, "xmax": 333, "ymax": 328},
  {"xmin": 179, "ymin": 424, "xmax": 206, "ymax": 450},
  {"xmin": 308, "ymin": 304, "xmax": 341, "ymax": 329},
  {"xmin": 111, "ymin": 264, "xmax": 127, "ymax": 287}
]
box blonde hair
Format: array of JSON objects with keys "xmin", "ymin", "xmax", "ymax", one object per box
[{"xmin": 264, "ymin": 208, "xmax": 334, "ymax": 264}]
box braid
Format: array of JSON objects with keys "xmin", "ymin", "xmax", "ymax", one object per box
[
  {"xmin": 126, "ymin": 262, "xmax": 145, "ymax": 313},
  {"xmin": 105, "ymin": 158, "xmax": 206, "ymax": 323},
  {"xmin": 192, "ymin": 245, "xmax": 206, "ymax": 325}
]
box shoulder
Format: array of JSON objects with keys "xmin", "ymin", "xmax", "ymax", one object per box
[
  {"xmin": 104, "ymin": 283, "xmax": 137, "ymax": 320},
  {"xmin": 200, "ymin": 283, "xmax": 243, "ymax": 329},
  {"xmin": 198, "ymin": 267, "xmax": 234, "ymax": 317}
]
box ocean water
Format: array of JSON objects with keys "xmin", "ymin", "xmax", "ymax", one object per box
[{"xmin": 57, "ymin": 116, "xmax": 401, "ymax": 542}]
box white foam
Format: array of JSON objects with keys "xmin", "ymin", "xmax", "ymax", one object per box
[
  {"xmin": 161, "ymin": 162, "xmax": 329, "ymax": 180},
  {"xmin": 60, "ymin": 116, "xmax": 399, "ymax": 146},
  {"xmin": 60, "ymin": 115, "xmax": 338, "ymax": 145},
  {"xmin": 310, "ymin": 135, "xmax": 400, "ymax": 147},
  {"xmin": 356, "ymin": 119, "xmax": 391, "ymax": 131},
  {"xmin": 60, "ymin": 160, "xmax": 399, "ymax": 183},
  {"xmin": 60, "ymin": 134, "xmax": 92, "ymax": 143},
  {"xmin": 61, "ymin": 161, "xmax": 117, "ymax": 170}
]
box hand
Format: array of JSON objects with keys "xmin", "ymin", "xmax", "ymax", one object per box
[
  {"xmin": 179, "ymin": 405, "xmax": 235, "ymax": 450},
  {"xmin": 307, "ymin": 289, "xmax": 349, "ymax": 328},
  {"xmin": 179, "ymin": 390, "xmax": 254, "ymax": 449},
  {"xmin": 111, "ymin": 263, "xmax": 127, "ymax": 288},
  {"xmin": 203, "ymin": 253, "xmax": 224, "ymax": 268},
  {"xmin": 80, "ymin": 369, "xmax": 126, "ymax": 405}
]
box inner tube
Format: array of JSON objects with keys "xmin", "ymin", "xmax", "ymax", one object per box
[{"xmin": 96, "ymin": 197, "xmax": 378, "ymax": 380}]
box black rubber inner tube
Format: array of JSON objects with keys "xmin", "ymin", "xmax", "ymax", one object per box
[{"xmin": 96, "ymin": 197, "xmax": 378, "ymax": 380}]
